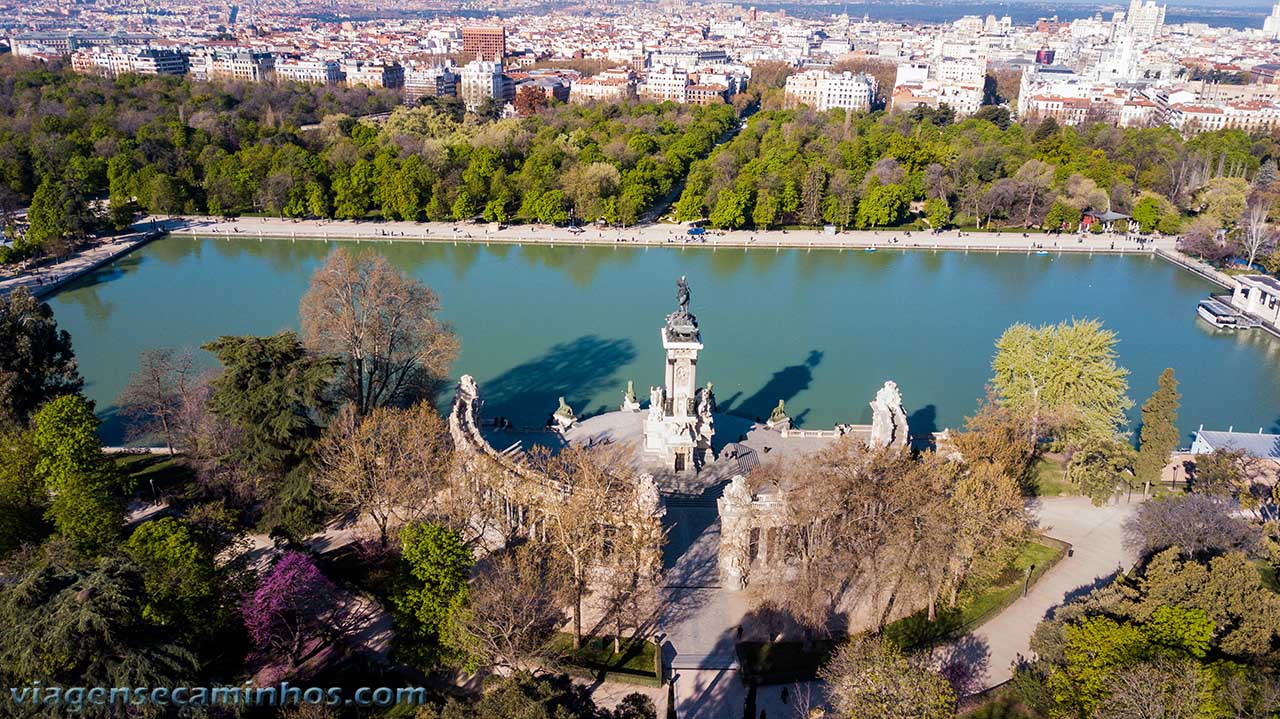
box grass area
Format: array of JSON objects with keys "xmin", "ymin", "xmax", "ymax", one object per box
[
  {"xmin": 1029, "ymin": 456, "xmax": 1074, "ymax": 497},
  {"xmin": 884, "ymin": 538, "xmax": 1068, "ymax": 650},
  {"xmin": 737, "ymin": 538, "xmax": 1069, "ymax": 685},
  {"xmin": 109, "ymin": 453, "xmax": 195, "ymax": 496},
  {"xmin": 546, "ymin": 634, "xmax": 660, "ymax": 686}
]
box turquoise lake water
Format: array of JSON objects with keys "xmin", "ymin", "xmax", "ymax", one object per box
[{"xmin": 44, "ymin": 236, "xmax": 1280, "ymax": 445}]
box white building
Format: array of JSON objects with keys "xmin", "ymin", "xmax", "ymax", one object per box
[
  {"xmin": 1266, "ymin": 2, "xmax": 1280, "ymax": 40},
  {"xmin": 404, "ymin": 64, "xmax": 458, "ymax": 102},
  {"xmin": 784, "ymin": 69, "xmax": 876, "ymax": 112},
  {"xmin": 459, "ymin": 58, "xmax": 510, "ymax": 111},
  {"xmin": 194, "ymin": 50, "xmax": 275, "ymax": 83},
  {"xmin": 570, "ymin": 67, "xmax": 637, "ymax": 104},
  {"xmin": 70, "ymin": 47, "xmax": 186, "ymax": 78},
  {"xmin": 1126, "ymin": 0, "xmax": 1166, "ymax": 39},
  {"xmin": 275, "ymin": 58, "xmax": 342, "ymax": 86},
  {"xmin": 641, "ymin": 65, "xmax": 691, "ymax": 103},
  {"xmin": 1229, "ymin": 275, "xmax": 1280, "ymax": 326}
]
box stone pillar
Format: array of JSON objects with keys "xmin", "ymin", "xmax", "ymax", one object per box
[
  {"xmin": 661, "ymin": 328, "xmax": 702, "ymax": 420},
  {"xmin": 716, "ymin": 475, "xmax": 753, "ymax": 590}
]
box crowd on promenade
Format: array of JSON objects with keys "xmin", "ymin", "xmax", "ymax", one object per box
[{"xmin": 160, "ymin": 214, "xmax": 1180, "ymax": 255}]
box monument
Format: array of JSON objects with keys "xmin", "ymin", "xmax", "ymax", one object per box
[
  {"xmin": 621, "ymin": 380, "xmax": 641, "ymax": 412},
  {"xmin": 644, "ymin": 276, "xmax": 715, "ymax": 472},
  {"xmin": 868, "ymin": 380, "xmax": 910, "ymax": 448}
]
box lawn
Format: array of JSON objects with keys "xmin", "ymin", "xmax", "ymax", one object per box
[
  {"xmin": 546, "ymin": 633, "xmax": 660, "ymax": 686},
  {"xmin": 1029, "ymin": 456, "xmax": 1074, "ymax": 497},
  {"xmin": 884, "ymin": 538, "xmax": 1068, "ymax": 650},
  {"xmin": 110, "ymin": 453, "xmax": 195, "ymax": 497},
  {"xmin": 737, "ymin": 537, "xmax": 1069, "ymax": 685}
]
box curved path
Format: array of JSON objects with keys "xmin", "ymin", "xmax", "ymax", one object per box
[{"xmin": 943, "ymin": 495, "xmax": 1139, "ymax": 690}]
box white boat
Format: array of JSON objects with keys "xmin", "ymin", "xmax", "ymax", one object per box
[{"xmin": 1197, "ymin": 297, "xmax": 1245, "ymax": 329}]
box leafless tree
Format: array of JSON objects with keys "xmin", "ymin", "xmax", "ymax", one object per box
[
  {"xmin": 312, "ymin": 401, "xmax": 454, "ymax": 547},
  {"xmin": 1122, "ymin": 493, "xmax": 1259, "ymax": 560},
  {"xmin": 819, "ymin": 635, "xmax": 956, "ymax": 719},
  {"xmin": 300, "ymin": 248, "xmax": 459, "ymax": 417},
  {"xmin": 1241, "ymin": 199, "xmax": 1275, "ymax": 269},
  {"xmin": 451, "ymin": 542, "xmax": 571, "ymax": 673},
  {"xmin": 117, "ymin": 348, "xmax": 197, "ymax": 453},
  {"xmin": 526, "ymin": 444, "xmax": 663, "ymax": 650}
]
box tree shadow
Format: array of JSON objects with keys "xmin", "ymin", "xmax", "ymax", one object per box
[
  {"xmin": 1050, "ymin": 569, "xmax": 1123, "ymax": 616},
  {"xmin": 721, "ymin": 350, "xmax": 823, "ymax": 424},
  {"xmin": 479, "ymin": 335, "xmax": 638, "ymax": 426},
  {"xmin": 934, "ymin": 633, "xmax": 991, "ymax": 697}
]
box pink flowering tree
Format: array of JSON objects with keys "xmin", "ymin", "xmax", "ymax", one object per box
[{"xmin": 241, "ymin": 551, "xmax": 350, "ymax": 670}]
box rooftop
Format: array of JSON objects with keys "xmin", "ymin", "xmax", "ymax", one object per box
[{"xmin": 1194, "ymin": 429, "xmax": 1280, "ymax": 460}]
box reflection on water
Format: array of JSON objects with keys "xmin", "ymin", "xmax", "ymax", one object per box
[{"xmin": 45, "ymin": 236, "xmax": 1280, "ymax": 445}]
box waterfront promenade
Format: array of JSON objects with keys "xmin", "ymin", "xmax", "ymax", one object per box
[
  {"xmin": 0, "ymin": 227, "xmax": 161, "ymax": 298},
  {"xmin": 159, "ymin": 215, "xmax": 1178, "ymax": 255},
  {"xmin": 2, "ymin": 215, "xmax": 1232, "ymax": 310}
]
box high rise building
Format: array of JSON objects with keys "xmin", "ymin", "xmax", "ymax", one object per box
[
  {"xmin": 1126, "ymin": 0, "xmax": 1166, "ymax": 39},
  {"xmin": 1265, "ymin": 2, "xmax": 1280, "ymax": 40},
  {"xmin": 461, "ymin": 26, "xmax": 506, "ymax": 60}
]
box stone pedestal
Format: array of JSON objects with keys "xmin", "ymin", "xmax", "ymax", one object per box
[{"xmin": 643, "ymin": 327, "xmax": 711, "ymax": 472}]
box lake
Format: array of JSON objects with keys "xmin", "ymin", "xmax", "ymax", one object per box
[{"xmin": 45, "ymin": 236, "xmax": 1280, "ymax": 445}]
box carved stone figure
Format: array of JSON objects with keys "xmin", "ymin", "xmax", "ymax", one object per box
[
  {"xmin": 648, "ymin": 385, "xmax": 665, "ymax": 419},
  {"xmin": 868, "ymin": 380, "xmax": 909, "ymax": 449},
  {"xmin": 665, "ymin": 276, "xmax": 699, "ymax": 340},
  {"xmin": 766, "ymin": 399, "xmax": 791, "ymax": 430},
  {"xmin": 621, "ymin": 380, "xmax": 641, "ymax": 412},
  {"xmin": 769, "ymin": 399, "xmax": 787, "ymax": 423},
  {"xmin": 552, "ymin": 396, "xmax": 577, "ymax": 431}
]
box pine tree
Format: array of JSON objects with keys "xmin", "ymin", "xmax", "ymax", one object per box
[{"xmin": 1135, "ymin": 368, "xmax": 1181, "ymax": 496}]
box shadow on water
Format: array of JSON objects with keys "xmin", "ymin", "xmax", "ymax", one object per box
[
  {"xmin": 96, "ymin": 403, "xmax": 130, "ymax": 446},
  {"xmin": 722, "ymin": 350, "xmax": 823, "ymax": 425},
  {"xmin": 479, "ymin": 335, "xmax": 638, "ymax": 425},
  {"xmin": 907, "ymin": 404, "xmax": 938, "ymax": 437}
]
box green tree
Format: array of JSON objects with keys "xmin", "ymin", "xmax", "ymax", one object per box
[
  {"xmin": 124, "ymin": 517, "xmax": 220, "ymax": 628},
  {"xmin": 26, "ymin": 176, "xmax": 72, "ymax": 254},
  {"xmin": 924, "ymin": 197, "xmax": 951, "ymax": 229},
  {"xmin": 752, "ymin": 188, "xmax": 779, "ymax": 229},
  {"xmin": 856, "ymin": 182, "xmax": 911, "ymax": 228},
  {"xmin": 0, "ymin": 428, "xmax": 46, "ymax": 555},
  {"xmin": 530, "ymin": 190, "xmax": 570, "ymax": 225},
  {"xmin": 991, "ymin": 318, "xmax": 1132, "ymax": 443},
  {"xmin": 202, "ymin": 332, "xmax": 336, "ymax": 475},
  {"xmin": 1043, "ymin": 199, "xmax": 1082, "ymax": 231},
  {"xmin": 1048, "ymin": 616, "xmax": 1149, "ymax": 715},
  {"xmin": 0, "ymin": 553, "xmax": 198, "ymax": 692},
  {"xmin": 1135, "ymin": 368, "xmax": 1180, "ymax": 496},
  {"xmin": 0, "ymin": 288, "xmax": 83, "ymax": 425},
  {"xmin": 1067, "ymin": 436, "xmax": 1137, "ymax": 506},
  {"xmin": 392, "ymin": 522, "xmax": 472, "ymax": 667},
  {"xmin": 709, "ymin": 186, "xmax": 751, "ymax": 229},
  {"xmin": 32, "ymin": 395, "xmax": 125, "ymax": 554}
]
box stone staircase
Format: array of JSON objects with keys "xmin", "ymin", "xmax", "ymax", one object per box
[{"xmin": 669, "ymin": 651, "xmax": 740, "ymax": 671}]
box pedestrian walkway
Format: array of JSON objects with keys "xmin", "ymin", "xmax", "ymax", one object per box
[
  {"xmin": 159, "ymin": 214, "xmax": 1176, "ymax": 255},
  {"xmin": 0, "ymin": 228, "xmax": 160, "ymax": 297}
]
